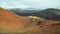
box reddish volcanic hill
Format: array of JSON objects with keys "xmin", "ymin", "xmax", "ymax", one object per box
[
  {"xmin": 0, "ymin": 7, "xmax": 31, "ymax": 32},
  {"xmin": 0, "ymin": 7, "xmax": 60, "ymax": 34}
]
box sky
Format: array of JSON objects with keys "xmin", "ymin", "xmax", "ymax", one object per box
[{"xmin": 0, "ymin": 0, "xmax": 60, "ymax": 10}]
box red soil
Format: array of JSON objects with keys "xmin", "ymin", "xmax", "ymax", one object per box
[
  {"xmin": 0, "ymin": 7, "xmax": 60, "ymax": 34},
  {"xmin": 27, "ymin": 20, "xmax": 60, "ymax": 34},
  {"xmin": 0, "ymin": 7, "xmax": 30, "ymax": 31}
]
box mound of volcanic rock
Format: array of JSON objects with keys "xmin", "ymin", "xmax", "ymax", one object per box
[
  {"xmin": 25, "ymin": 20, "xmax": 60, "ymax": 34},
  {"xmin": 0, "ymin": 7, "xmax": 60, "ymax": 34},
  {"xmin": 0, "ymin": 7, "xmax": 32, "ymax": 33}
]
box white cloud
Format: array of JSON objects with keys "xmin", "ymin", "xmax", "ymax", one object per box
[
  {"xmin": 0, "ymin": 0, "xmax": 60, "ymax": 9},
  {"xmin": 22, "ymin": 0, "xmax": 60, "ymax": 9},
  {"xmin": 0, "ymin": 0, "xmax": 28, "ymax": 9}
]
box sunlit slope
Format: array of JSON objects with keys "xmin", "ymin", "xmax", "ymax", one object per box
[
  {"xmin": 0, "ymin": 7, "xmax": 31, "ymax": 33},
  {"xmin": 0, "ymin": 7, "xmax": 60, "ymax": 34},
  {"xmin": 23, "ymin": 20, "xmax": 60, "ymax": 34}
]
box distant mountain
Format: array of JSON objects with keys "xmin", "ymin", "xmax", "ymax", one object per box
[
  {"xmin": 37, "ymin": 8, "xmax": 60, "ymax": 20},
  {"xmin": 8, "ymin": 8, "xmax": 60, "ymax": 20},
  {"xmin": 8, "ymin": 8, "xmax": 40, "ymax": 16},
  {"xmin": 8, "ymin": 8, "xmax": 39, "ymax": 13},
  {"xmin": 8, "ymin": 8, "xmax": 24, "ymax": 13}
]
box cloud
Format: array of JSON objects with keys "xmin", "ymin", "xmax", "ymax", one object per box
[
  {"xmin": 0, "ymin": 0, "xmax": 29, "ymax": 9},
  {"xmin": 22, "ymin": 0, "xmax": 60, "ymax": 9},
  {"xmin": 0, "ymin": 0, "xmax": 60, "ymax": 9}
]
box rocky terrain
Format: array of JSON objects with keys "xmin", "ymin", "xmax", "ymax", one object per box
[
  {"xmin": 0, "ymin": 7, "xmax": 60, "ymax": 34},
  {"xmin": 0, "ymin": 7, "xmax": 31, "ymax": 33}
]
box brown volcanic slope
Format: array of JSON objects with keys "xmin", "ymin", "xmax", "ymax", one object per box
[
  {"xmin": 25, "ymin": 20, "xmax": 60, "ymax": 34},
  {"xmin": 0, "ymin": 7, "xmax": 60, "ymax": 34},
  {"xmin": 0, "ymin": 7, "xmax": 31, "ymax": 33}
]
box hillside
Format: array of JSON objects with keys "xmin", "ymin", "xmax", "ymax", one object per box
[
  {"xmin": 0, "ymin": 7, "xmax": 31, "ymax": 33},
  {"xmin": 8, "ymin": 8, "xmax": 39, "ymax": 16},
  {"xmin": 8, "ymin": 8, "xmax": 60, "ymax": 20},
  {"xmin": 0, "ymin": 7, "xmax": 60, "ymax": 34},
  {"xmin": 37, "ymin": 8, "xmax": 60, "ymax": 20}
]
